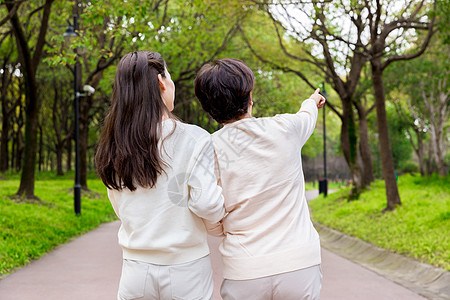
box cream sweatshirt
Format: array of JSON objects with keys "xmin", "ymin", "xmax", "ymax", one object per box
[
  {"xmin": 211, "ymin": 99, "xmax": 321, "ymax": 280},
  {"xmin": 108, "ymin": 119, "xmax": 225, "ymax": 265}
]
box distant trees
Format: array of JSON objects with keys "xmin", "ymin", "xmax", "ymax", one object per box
[
  {"xmin": 245, "ymin": 0, "xmax": 437, "ymax": 210},
  {"xmin": 0, "ymin": 0, "xmax": 447, "ymax": 209},
  {"xmin": 0, "ymin": 0, "xmax": 252, "ymax": 196},
  {"xmin": 386, "ymin": 37, "xmax": 449, "ymax": 177}
]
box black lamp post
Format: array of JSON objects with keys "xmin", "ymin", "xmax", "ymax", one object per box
[
  {"xmin": 64, "ymin": 15, "xmax": 81, "ymax": 215},
  {"xmin": 319, "ymin": 82, "xmax": 328, "ymax": 197}
]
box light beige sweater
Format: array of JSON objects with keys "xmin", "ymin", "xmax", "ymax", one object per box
[
  {"xmin": 211, "ymin": 98, "xmax": 321, "ymax": 280},
  {"xmin": 108, "ymin": 119, "xmax": 225, "ymax": 265}
]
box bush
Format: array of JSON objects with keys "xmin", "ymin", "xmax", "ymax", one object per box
[{"xmin": 398, "ymin": 161, "xmax": 419, "ymax": 174}]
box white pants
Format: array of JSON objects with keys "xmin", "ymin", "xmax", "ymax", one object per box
[
  {"xmin": 117, "ymin": 255, "xmax": 213, "ymax": 300},
  {"xmin": 220, "ymin": 265, "xmax": 322, "ymax": 300}
]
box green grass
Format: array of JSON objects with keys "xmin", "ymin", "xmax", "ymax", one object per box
[
  {"xmin": 305, "ymin": 180, "xmax": 349, "ymax": 191},
  {"xmin": 309, "ymin": 173, "xmax": 450, "ymax": 271},
  {"xmin": 0, "ymin": 172, "xmax": 116, "ymax": 278}
]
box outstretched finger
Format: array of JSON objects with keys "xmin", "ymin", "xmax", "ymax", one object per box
[{"xmin": 315, "ymin": 88, "xmax": 320, "ymax": 94}]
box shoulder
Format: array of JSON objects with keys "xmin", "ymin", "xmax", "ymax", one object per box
[
  {"xmin": 273, "ymin": 113, "xmax": 299, "ymax": 123},
  {"xmin": 174, "ymin": 120, "xmax": 212, "ymax": 144}
]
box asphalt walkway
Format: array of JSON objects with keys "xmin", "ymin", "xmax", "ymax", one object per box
[{"xmin": 0, "ymin": 192, "xmax": 434, "ymax": 300}]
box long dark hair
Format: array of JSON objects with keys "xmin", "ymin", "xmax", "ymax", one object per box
[{"xmin": 95, "ymin": 51, "xmax": 173, "ymax": 191}]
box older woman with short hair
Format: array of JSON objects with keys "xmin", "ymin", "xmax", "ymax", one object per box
[{"xmin": 195, "ymin": 58, "xmax": 326, "ymax": 300}]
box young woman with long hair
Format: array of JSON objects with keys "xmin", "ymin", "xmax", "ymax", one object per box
[{"xmin": 95, "ymin": 51, "xmax": 225, "ymax": 300}]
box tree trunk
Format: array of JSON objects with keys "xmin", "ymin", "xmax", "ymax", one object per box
[
  {"xmin": 0, "ymin": 102, "xmax": 9, "ymax": 173},
  {"xmin": 11, "ymin": 15, "xmax": 39, "ymax": 195},
  {"xmin": 340, "ymin": 99, "xmax": 363, "ymax": 199},
  {"xmin": 371, "ymin": 59, "xmax": 401, "ymax": 210},
  {"xmin": 13, "ymin": 83, "xmax": 24, "ymax": 171},
  {"xmin": 356, "ymin": 103, "xmax": 374, "ymax": 186},
  {"xmin": 430, "ymin": 123, "xmax": 446, "ymax": 176},
  {"xmin": 79, "ymin": 95, "xmax": 90, "ymax": 190},
  {"xmin": 56, "ymin": 143, "xmax": 64, "ymax": 176},
  {"xmin": 38, "ymin": 124, "xmax": 43, "ymax": 172},
  {"xmin": 11, "ymin": 133, "xmax": 16, "ymax": 170},
  {"xmin": 49, "ymin": 149, "xmax": 53, "ymax": 171},
  {"xmin": 66, "ymin": 139, "xmax": 72, "ymax": 172},
  {"xmin": 16, "ymin": 76, "xmax": 39, "ymax": 198},
  {"xmin": 1, "ymin": 69, "xmax": 12, "ymax": 173},
  {"xmin": 15, "ymin": 126, "xmax": 24, "ymax": 172},
  {"xmin": 408, "ymin": 127, "xmax": 426, "ymax": 177},
  {"xmin": 416, "ymin": 131, "xmax": 425, "ymax": 177},
  {"xmin": 422, "ymin": 83, "xmax": 448, "ymax": 176},
  {"xmin": 8, "ymin": 0, "xmax": 54, "ymax": 199}
]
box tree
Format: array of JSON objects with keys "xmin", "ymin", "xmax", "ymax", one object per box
[
  {"xmin": 363, "ymin": 0, "xmax": 436, "ymax": 210},
  {"xmin": 422, "ymin": 75, "xmax": 448, "ymax": 176},
  {"xmin": 47, "ymin": 0, "xmax": 169, "ymax": 189},
  {"xmin": 77, "ymin": 0, "xmax": 248, "ymax": 186},
  {"xmin": 386, "ymin": 37, "xmax": 449, "ymax": 176},
  {"xmin": 353, "ymin": 68, "xmax": 376, "ymax": 185},
  {"xmin": 0, "ymin": 32, "xmax": 17, "ymax": 173},
  {"xmin": 244, "ymin": 1, "xmax": 374, "ymax": 198},
  {"xmin": 153, "ymin": 0, "xmax": 250, "ymax": 128},
  {"xmin": 247, "ymin": 0, "xmax": 436, "ymax": 209},
  {"xmin": 6, "ymin": 0, "xmax": 56, "ymax": 199},
  {"xmin": 392, "ymin": 96, "xmax": 428, "ymax": 176},
  {"xmin": 35, "ymin": 65, "xmax": 73, "ymax": 175}
]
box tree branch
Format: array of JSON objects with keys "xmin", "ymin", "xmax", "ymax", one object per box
[
  {"xmin": 32, "ymin": 0, "xmax": 55, "ymax": 70},
  {"xmin": 381, "ymin": 25, "xmax": 436, "ymax": 70},
  {"xmin": 239, "ymin": 26, "xmax": 317, "ymax": 91},
  {"xmin": 0, "ymin": 1, "xmax": 21, "ymax": 27}
]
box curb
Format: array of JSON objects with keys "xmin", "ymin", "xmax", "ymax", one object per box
[{"xmin": 314, "ymin": 222, "xmax": 450, "ymax": 300}]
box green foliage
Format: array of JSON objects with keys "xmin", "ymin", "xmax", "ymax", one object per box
[
  {"xmin": 386, "ymin": 104, "xmax": 413, "ymax": 171},
  {"xmin": 0, "ymin": 174, "xmax": 116, "ymax": 277},
  {"xmin": 366, "ymin": 102, "xmax": 414, "ymax": 176},
  {"xmin": 399, "ymin": 161, "xmax": 419, "ymax": 174},
  {"xmin": 384, "ymin": 35, "xmax": 449, "ymax": 175},
  {"xmin": 309, "ymin": 174, "xmax": 450, "ymax": 270},
  {"xmin": 436, "ymin": 0, "xmax": 450, "ymax": 44}
]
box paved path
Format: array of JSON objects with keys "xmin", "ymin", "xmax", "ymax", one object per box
[{"xmin": 0, "ymin": 192, "xmax": 428, "ymax": 300}]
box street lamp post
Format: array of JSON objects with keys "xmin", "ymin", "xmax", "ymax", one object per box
[
  {"xmin": 319, "ymin": 82, "xmax": 328, "ymax": 197},
  {"xmin": 64, "ymin": 15, "xmax": 81, "ymax": 215}
]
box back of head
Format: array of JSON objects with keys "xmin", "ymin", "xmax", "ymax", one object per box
[
  {"xmin": 194, "ymin": 58, "xmax": 254, "ymax": 124},
  {"xmin": 95, "ymin": 51, "xmax": 170, "ymax": 191}
]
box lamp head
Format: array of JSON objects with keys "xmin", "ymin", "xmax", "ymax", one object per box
[{"xmin": 63, "ymin": 25, "xmax": 77, "ymax": 38}]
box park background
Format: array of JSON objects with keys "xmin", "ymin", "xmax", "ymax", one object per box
[{"xmin": 0, "ymin": 0, "xmax": 449, "ymax": 282}]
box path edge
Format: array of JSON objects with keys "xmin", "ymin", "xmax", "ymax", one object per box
[{"xmin": 314, "ymin": 222, "xmax": 450, "ymax": 300}]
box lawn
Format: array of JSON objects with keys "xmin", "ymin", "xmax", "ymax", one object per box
[
  {"xmin": 309, "ymin": 173, "xmax": 450, "ymax": 271},
  {"xmin": 305, "ymin": 180, "xmax": 349, "ymax": 191},
  {"xmin": 0, "ymin": 172, "xmax": 116, "ymax": 278}
]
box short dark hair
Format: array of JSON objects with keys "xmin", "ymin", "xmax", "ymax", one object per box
[{"xmin": 194, "ymin": 58, "xmax": 254, "ymax": 124}]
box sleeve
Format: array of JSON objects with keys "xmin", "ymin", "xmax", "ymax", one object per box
[
  {"xmin": 213, "ymin": 148, "xmax": 221, "ymax": 186},
  {"xmin": 203, "ymin": 219, "xmax": 225, "ymax": 237},
  {"xmin": 187, "ymin": 134, "xmax": 226, "ymax": 225},
  {"xmin": 284, "ymin": 98, "xmax": 318, "ymax": 147},
  {"xmin": 107, "ymin": 188, "xmax": 120, "ymax": 218}
]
